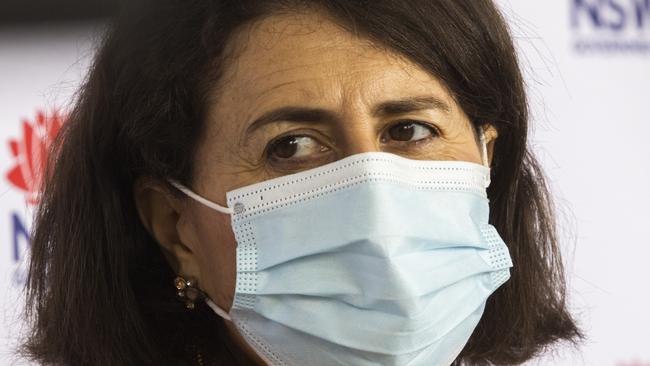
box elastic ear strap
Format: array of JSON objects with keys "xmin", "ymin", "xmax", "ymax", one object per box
[
  {"xmin": 479, "ymin": 130, "xmax": 491, "ymax": 187},
  {"xmin": 206, "ymin": 298, "xmax": 277, "ymax": 365},
  {"xmin": 205, "ymin": 298, "xmax": 232, "ymax": 322},
  {"xmin": 479, "ymin": 130, "xmax": 489, "ymax": 168},
  {"xmin": 168, "ymin": 180, "xmax": 234, "ymax": 215}
]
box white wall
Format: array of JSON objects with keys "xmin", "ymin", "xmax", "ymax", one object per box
[
  {"xmin": 0, "ymin": 2, "xmax": 648, "ymax": 365},
  {"xmin": 0, "ymin": 23, "xmax": 97, "ymax": 365},
  {"xmin": 496, "ymin": 1, "xmax": 650, "ymax": 365}
]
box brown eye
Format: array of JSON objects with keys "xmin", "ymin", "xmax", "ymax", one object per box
[
  {"xmin": 268, "ymin": 135, "xmax": 330, "ymax": 160},
  {"xmin": 270, "ymin": 136, "xmax": 299, "ymax": 159},
  {"xmin": 386, "ymin": 121, "xmax": 436, "ymax": 142}
]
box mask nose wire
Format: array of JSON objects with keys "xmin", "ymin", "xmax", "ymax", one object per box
[
  {"xmin": 168, "ymin": 180, "xmax": 234, "ymax": 215},
  {"xmin": 170, "ymin": 137, "xmax": 491, "ymax": 211}
]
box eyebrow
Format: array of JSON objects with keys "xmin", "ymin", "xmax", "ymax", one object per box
[{"xmin": 245, "ymin": 96, "xmax": 451, "ymax": 137}]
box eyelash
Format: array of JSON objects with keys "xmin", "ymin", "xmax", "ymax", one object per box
[
  {"xmin": 264, "ymin": 120, "xmax": 440, "ymax": 162},
  {"xmin": 265, "ymin": 130, "xmax": 331, "ymax": 161},
  {"xmin": 380, "ymin": 120, "xmax": 440, "ymax": 144}
]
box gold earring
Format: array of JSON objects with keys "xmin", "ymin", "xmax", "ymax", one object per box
[{"xmin": 174, "ymin": 276, "xmax": 205, "ymax": 310}]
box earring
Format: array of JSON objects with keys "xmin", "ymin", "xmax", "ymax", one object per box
[{"xmin": 174, "ymin": 276, "xmax": 205, "ymax": 310}]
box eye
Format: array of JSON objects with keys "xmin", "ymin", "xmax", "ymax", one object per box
[
  {"xmin": 268, "ymin": 135, "xmax": 330, "ymax": 160},
  {"xmin": 382, "ymin": 121, "xmax": 438, "ymax": 143}
]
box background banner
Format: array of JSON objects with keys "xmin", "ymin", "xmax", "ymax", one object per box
[{"xmin": 1, "ymin": 1, "xmax": 648, "ymax": 365}]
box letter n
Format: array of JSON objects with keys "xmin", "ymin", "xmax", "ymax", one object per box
[
  {"xmin": 11, "ymin": 213, "xmax": 30, "ymax": 262},
  {"xmin": 572, "ymin": 0, "xmax": 602, "ymax": 28}
]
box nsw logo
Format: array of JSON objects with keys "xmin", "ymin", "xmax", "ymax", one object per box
[
  {"xmin": 4, "ymin": 109, "xmax": 65, "ymax": 285},
  {"xmin": 571, "ymin": 0, "xmax": 650, "ymax": 53},
  {"xmin": 6, "ymin": 110, "xmax": 64, "ymax": 204}
]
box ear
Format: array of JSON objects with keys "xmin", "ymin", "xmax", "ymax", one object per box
[
  {"xmin": 482, "ymin": 124, "xmax": 499, "ymax": 166},
  {"xmin": 133, "ymin": 177, "xmax": 201, "ymax": 280}
]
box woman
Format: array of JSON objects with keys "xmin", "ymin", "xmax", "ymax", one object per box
[{"xmin": 22, "ymin": 0, "xmax": 581, "ymax": 365}]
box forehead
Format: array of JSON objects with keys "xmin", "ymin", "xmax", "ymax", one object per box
[{"xmin": 214, "ymin": 11, "xmax": 455, "ymax": 114}]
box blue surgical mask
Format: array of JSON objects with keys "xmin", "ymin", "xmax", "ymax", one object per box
[{"xmin": 171, "ymin": 146, "xmax": 513, "ymax": 366}]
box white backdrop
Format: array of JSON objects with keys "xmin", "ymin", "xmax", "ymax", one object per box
[
  {"xmin": 0, "ymin": 23, "xmax": 99, "ymax": 365},
  {"xmin": 1, "ymin": 2, "xmax": 648, "ymax": 365}
]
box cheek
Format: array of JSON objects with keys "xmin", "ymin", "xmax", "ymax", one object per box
[
  {"xmin": 438, "ymin": 116, "xmax": 482, "ymax": 164},
  {"xmin": 438, "ymin": 139, "xmax": 482, "ymax": 164},
  {"xmin": 192, "ymin": 208, "xmax": 238, "ymax": 310}
]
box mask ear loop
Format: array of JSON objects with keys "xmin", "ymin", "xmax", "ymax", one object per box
[
  {"xmin": 170, "ymin": 182, "xmax": 276, "ymax": 366},
  {"xmin": 167, "ymin": 182, "xmax": 234, "ymax": 315},
  {"xmin": 479, "ymin": 129, "xmax": 491, "ymax": 187},
  {"xmin": 168, "ymin": 182, "xmax": 235, "ymax": 321},
  {"xmin": 207, "ymin": 301, "xmax": 275, "ymax": 365},
  {"xmin": 205, "ymin": 298, "xmax": 233, "ymax": 322},
  {"xmin": 168, "ymin": 180, "xmax": 234, "ymax": 215}
]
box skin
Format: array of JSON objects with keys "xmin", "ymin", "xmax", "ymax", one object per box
[{"xmin": 135, "ymin": 10, "xmax": 497, "ymax": 365}]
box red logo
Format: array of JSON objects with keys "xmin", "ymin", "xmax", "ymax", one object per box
[{"xmin": 6, "ymin": 110, "xmax": 65, "ymax": 205}]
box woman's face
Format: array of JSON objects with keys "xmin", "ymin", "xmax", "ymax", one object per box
[{"xmin": 142, "ymin": 10, "xmax": 495, "ymax": 362}]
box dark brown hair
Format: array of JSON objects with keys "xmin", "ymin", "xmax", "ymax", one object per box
[{"xmin": 22, "ymin": 0, "xmax": 581, "ymax": 365}]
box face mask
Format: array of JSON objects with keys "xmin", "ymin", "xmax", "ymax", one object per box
[{"xmin": 170, "ymin": 137, "xmax": 513, "ymax": 366}]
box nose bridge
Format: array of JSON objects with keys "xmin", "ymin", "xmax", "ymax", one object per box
[
  {"xmin": 334, "ymin": 75, "xmax": 383, "ymax": 156},
  {"xmin": 341, "ymin": 134, "xmax": 378, "ymax": 156},
  {"xmin": 338, "ymin": 107, "xmax": 380, "ymax": 157}
]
